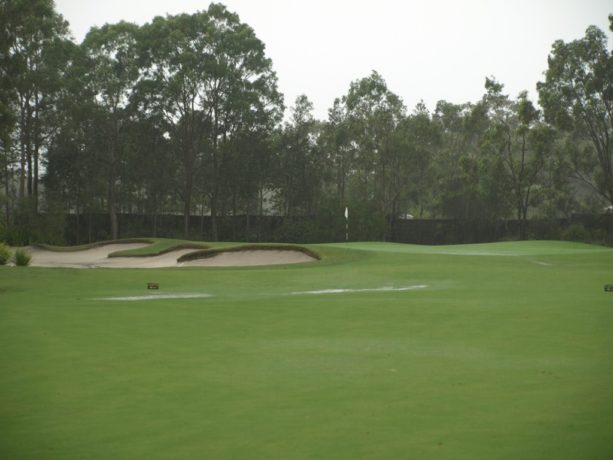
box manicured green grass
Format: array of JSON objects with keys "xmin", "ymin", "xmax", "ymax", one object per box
[{"xmin": 1, "ymin": 240, "xmax": 612, "ymax": 459}]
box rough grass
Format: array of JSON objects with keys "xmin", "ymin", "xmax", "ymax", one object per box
[{"xmin": 1, "ymin": 240, "xmax": 612, "ymax": 459}]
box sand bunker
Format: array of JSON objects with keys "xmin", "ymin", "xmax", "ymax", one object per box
[
  {"xmin": 29, "ymin": 244, "xmax": 316, "ymax": 268},
  {"xmin": 29, "ymin": 243, "xmax": 150, "ymax": 268},
  {"xmin": 182, "ymin": 250, "xmax": 316, "ymax": 267}
]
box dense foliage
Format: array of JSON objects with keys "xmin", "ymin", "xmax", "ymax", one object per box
[
  {"xmin": 12, "ymin": 247, "xmax": 31, "ymax": 266},
  {"xmin": 0, "ymin": 242, "xmax": 10, "ymax": 264},
  {"xmin": 1, "ymin": 1, "xmax": 611, "ymax": 243}
]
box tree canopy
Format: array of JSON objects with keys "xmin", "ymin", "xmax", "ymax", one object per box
[
  {"xmin": 1, "ymin": 4, "xmax": 611, "ymax": 244},
  {"xmin": 537, "ymin": 25, "xmax": 613, "ymax": 207}
]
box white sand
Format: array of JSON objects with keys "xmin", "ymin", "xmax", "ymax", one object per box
[
  {"xmin": 29, "ymin": 244, "xmax": 316, "ymax": 268},
  {"xmin": 29, "ymin": 243, "xmax": 149, "ymax": 268}
]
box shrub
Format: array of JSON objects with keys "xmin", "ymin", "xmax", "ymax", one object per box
[
  {"xmin": 561, "ymin": 224, "xmax": 589, "ymax": 242},
  {"xmin": 0, "ymin": 242, "xmax": 10, "ymax": 265},
  {"xmin": 275, "ymin": 217, "xmax": 320, "ymax": 243},
  {"xmin": 13, "ymin": 248, "xmax": 31, "ymax": 266}
]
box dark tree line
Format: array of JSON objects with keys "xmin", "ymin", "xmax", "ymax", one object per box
[{"xmin": 1, "ymin": 2, "xmax": 612, "ymax": 243}]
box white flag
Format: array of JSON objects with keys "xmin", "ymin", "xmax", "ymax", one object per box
[{"xmin": 344, "ymin": 207, "xmax": 348, "ymax": 219}]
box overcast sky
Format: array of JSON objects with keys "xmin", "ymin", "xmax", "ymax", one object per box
[{"xmin": 54, "ymin": 0, "xmax": 612, "ymax": 120}]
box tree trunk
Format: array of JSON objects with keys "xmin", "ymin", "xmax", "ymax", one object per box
[
  {"xmin": 33, "ymin": 141, "xmax": 39, "ymax": 213},
  {"xmin": 108, "ymin": 115, "xmax": 119, "ymax": 240},
  {"xmin": 25, "ymin": 101, "xmax": 33, "ymax": 200},
  {"xmin": 75, "ymin": 207, "xmax": 80, "ymax": 245},
  {"xmin": 19, "ymin": 138, "xmax": 26, "ymax": 199},
  {"xmin": 246, "ymin": 195, "xmax": 253, "ymax": 240},
  {"xmin": 109, "ymin": 203, "xmax": 118, "ymax": 239},
  {"xmin": 199, "ymin": 202, "xmax": 205, "ymax": 239},
  {"xmin": 517, "ymin": 204, "xmax": 527, "ymax": 240},
  {"xmin": 210, "ymin": 193, "xmax": 219, "ymax": 242},
  {"xmin": 182, "ymin": 126, "xmax": 194, "ymax": 239},
  {"xmin": 258, "ymin": 185, "xmax": 264, "ymax": 242},
  {"xmin": 32, "ymin": 95, "xmax": 40, "ymax": 213},
  {"xmin": 151, "ymin": 194, "xmax": 158, "ymax": 238},
  {"xmin": 3, "ymin": 144, "xmax": 10, "ymax": 226},
  {"xmin": 183, "ymin": 192, "xmax": 191, "ymax": 239},
  {"xmin": 108, "ymin": 173, "xmax": 118, "ymax": 240},
  {"xmin": 26, "ymin": 143, "xmax": 32, "ymax": 198},
  {"xmin": 108, "ymin": 161, "xmax": 118, "ymax": 240}
]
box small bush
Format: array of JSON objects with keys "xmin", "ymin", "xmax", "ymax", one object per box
[
  {"xmin": 13, "ymin": 248, "xmax": 31, "ymax": 266},
  {"xmin": 0, "ymin": 242, "xmax": 10, "ymax": 265},
  {"xmin": 537, "ymin": 222, "xmax": 563, "ymax": 241},
  {"xmin": 561, "ymin": 224, "xmax": 589, "ymax": 242}
]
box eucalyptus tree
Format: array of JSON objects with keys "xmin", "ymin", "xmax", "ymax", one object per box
[
  {"xmin": 121, "ymin": 111, "xmax": 174, "ymax": 236},
  {"xmin": 537, "ymin": 25, "xmax": 613, "ymax": 208},
  {"xmin": 82, "ymin": 21, "xmax": 140, "ymax": 239},
  {"xmin": 391, "ymin": 102, "xmax": 442, "ymax": 218},
  {"xmin": 539, "ymin": 137, "xmax": 581, "ymax": 218},
  {"xmin": 198, "ymin": 3, "xmax": 282, "ymax": 240},
  {"xmin": 218, "ymin": 127, "xmax": 274, "ymax": 235},
  {"xmin": 0, "ymin": 0, "xmax": 16, "ymax": 226},
  {"xmin": 44, "ymin": 41, "xmax": 106, "ymax": 243},
  {"xmin": 139, "ymin": 13, "xmax": 209, "ymax": 238},
  {"xmin": 322, "ymin": 98, "xmax": 352, "ymax": 205},
  {"xmin": 432, "ymin": 100, "xmax": 476, "ymax": 219},
  {"xmin": 433, "ymin": 99, "xmax": 506, "ymax": 221},
  {"xmin": 140, "ymin": 3, "xmax": 282, "ymax": 239},
  {"xmin": 2, "ymin": 0, "xmax": 70, "ymax": 216},
  {"xmin": 340, "ymin": 71, "xmax": 406, "ymax": 237},
  {"xmin": 483, "ymin": 79, "xmax": 554, "ymax": 239},
  {"xmin": 275, "ymin": 95, "xmax": 324, "ymax": 216}
]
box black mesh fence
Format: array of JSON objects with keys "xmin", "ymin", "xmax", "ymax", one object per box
[{"xmin": 61, "ymin": 212, "xmax": 613, "ymax": 246}]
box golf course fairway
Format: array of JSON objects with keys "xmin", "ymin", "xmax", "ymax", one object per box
[{"xmin": 1, "ymin": 240, "xmax": 612, "ymax": 459}]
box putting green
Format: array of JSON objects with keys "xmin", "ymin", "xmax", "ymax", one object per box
[{"xmin": 0, "ymin": 240, "xmax": 612, "ymax": 459}]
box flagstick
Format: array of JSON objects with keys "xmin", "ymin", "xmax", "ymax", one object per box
[{"xmin": 345, "ymin": 206, "xmax": 349, "ymax": 242}]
